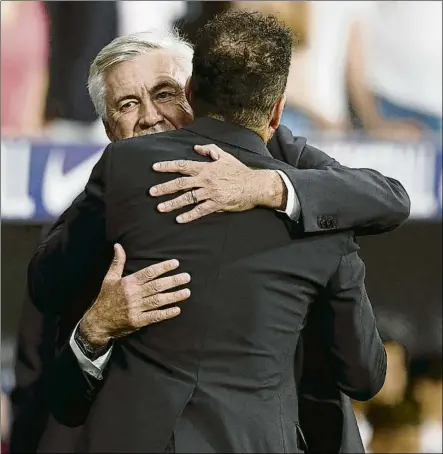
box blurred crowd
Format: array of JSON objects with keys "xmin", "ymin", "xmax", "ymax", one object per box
[
  {"xmin": 353, "ymin": 339, "xmax": 442, "ymax": 453},
  {"xmin": 1, "ymin": 1, "xmax": 442, "ymax": 453},
  {"xmin": 1, "ymin": 338, "xmax": 441, "ymax": 453},
  {"xmin": 1, "ymin": 1, "xmax": 442, "ymax": 144}
]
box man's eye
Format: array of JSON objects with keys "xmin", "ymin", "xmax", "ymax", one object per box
[
  {"xmin": 120, "ymin": 101, "xmax": 138, "ymax": 111},
  {"xmin": 156, "ymin": 91, "xmax": 174, "ymax": 101}
]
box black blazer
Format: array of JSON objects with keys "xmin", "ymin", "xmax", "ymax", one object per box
[
  {"xmin": 13, "ymin": 121, "xmax": 409, "ymax": 453},
  {"xmin": 28, "ymin": 118, "xmax": 387, "ymax": 453}
]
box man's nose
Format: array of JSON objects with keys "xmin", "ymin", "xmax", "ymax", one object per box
[{"xmin": 138, "ymin": 100, "xmax": 163, "ymax": 128}]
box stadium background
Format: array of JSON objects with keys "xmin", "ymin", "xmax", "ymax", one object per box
[{"xmin": 1, "ymin": 1, "xmax": 441, "ymax": 452}]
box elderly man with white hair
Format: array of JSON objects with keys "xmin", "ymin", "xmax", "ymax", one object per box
[{"xmin": 13, "ymin": 28, "xmax": 408, "ymax": 453}]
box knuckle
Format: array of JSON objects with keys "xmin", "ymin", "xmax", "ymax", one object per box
[
  {"xmin": 171, "ymin": 289, "xmax": 184, "ymax": 302},
  {"xmin": 175, "ymin": 290, "xmax": 185, "ymax": 300},
  {"xmin": 128, "ymin": 312, "xmax": 139, "ymax": 328},
  {"xmin": 161, "ymin": 201, "xmax": 171, "ymax": 211},
  {"xmin": 171, "ymin": 197, "xmax": 181, "ymax": 209},
  {"xmin": 194, "ymin": 205, "xmax": 203, "ymax": 215},
  {"xmin": 177, "ymin": 177, "xmax": 186, "ymax": 189},
  {"xmin": 149, "ymin": 294, "xmax": 161, "ymax": 308},
  {"xmin": 165, "ymin": 308, "xmax": 178, "ymax": 318},
  {"xmin": 200, "ymin": 206, "xmax": 211, "ymax": 216},
  {"xmin": 166, "ymin": 260, "xmax": 177, "ymax": 270},
  {"xmin": 200, "ymin": 188, "xmax": 209, "ymax": 200},
  {"xmin": 173, "ymin": 275, "xmax": 183, "ymax": 287},
  {"xmin": 163, "ymin": 261, "xmax": 175, "ymax": 273},
  {"xmin": 144, "ymin": 266, "xmax": 156, "ymax": 280},
  {"xmin": 150, "ymin": 279, "xmax": 162, "ymax": 293},
  {"xmin": 178, "ymin": 160, "xmax": 187, "ymax": 169},
  {"xmin": 177, "ymin": 289, "xmax": 190, "ymax": 300},
  {"xmin": 148, "ymin": 311, "xmax": 163, "ymax": 324},
  {"xmin": 121, "ymin": 280, "xmax": 132, "ymax": 295},
  {"xmin": 181, "ymin": 212, "xmax": 191, "ymax": 222}
]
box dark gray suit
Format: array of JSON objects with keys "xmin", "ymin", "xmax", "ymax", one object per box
[{"xmin": 28, "ymin": 118, "xmax": 387, "ymax": 453}]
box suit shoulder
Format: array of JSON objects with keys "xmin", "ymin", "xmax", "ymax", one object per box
[
  {"xmin": 108, "ymin": 129, "xmax": 205, "ymax": 168},
  {"xmin": 275, "ymin": 125, "xmax": 307, "ymax": 150},
  {"xmin": 269, "ymin": 124, "xmax": 307, "ymax": 164},
  {"xmin": 111, "ymin": 128, "xmax": 193, "ymax": 152}
]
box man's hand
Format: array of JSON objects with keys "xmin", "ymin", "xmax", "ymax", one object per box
[
  {"xmin": 149, "ymin": 144, "xmax": 287, "ymax": 223},
  {"xmin": 79, "ymin": 244, "xmax": 191, "ymax": 347}
]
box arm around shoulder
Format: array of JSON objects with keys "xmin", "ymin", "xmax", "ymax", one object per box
[
  {"xmin": 272, "ymin": 126, "xmax": 411, "ymax": 235},
  {"xmin": 27, "ymin": 145, "xmax": 113, "ymax": 314},
  {"xmin": 290, "ymin": 143, "xmax": 410, "ymax": 234}
]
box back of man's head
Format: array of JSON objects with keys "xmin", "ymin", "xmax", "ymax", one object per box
[{"xmin": 190, "ymin": 10, "xmax": 293, "ymax": 133}]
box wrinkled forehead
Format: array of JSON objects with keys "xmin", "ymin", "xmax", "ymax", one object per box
[{"xmin": 104, "ymin": 50, "xmax": 189, "ymax": 101}]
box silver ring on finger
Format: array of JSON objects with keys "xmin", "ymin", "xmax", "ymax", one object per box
[{"xmin": 190, "ymin": 190, "xmax": 198, "ymax": 205}]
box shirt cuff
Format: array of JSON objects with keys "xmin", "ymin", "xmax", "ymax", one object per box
[
  {"xmin": 69, "ymin": 321, "xmax": 113, "ymax": 380},
  {"xmin": 275, "ymin": 170, "xmax": 301, "ymax": 221}
]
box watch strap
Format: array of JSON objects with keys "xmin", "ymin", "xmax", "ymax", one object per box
[{"xmin": 74, "ymin": 327, "xmax": 111, "ymax": 361}]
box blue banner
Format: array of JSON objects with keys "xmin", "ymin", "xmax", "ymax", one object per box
[
  {"xmin": 1, "ymin": 141, "xmax": 103, "ymax": 222},
  {"xmin": 1, "ymin": 138, "xmax": 442, "ymax": 221}
]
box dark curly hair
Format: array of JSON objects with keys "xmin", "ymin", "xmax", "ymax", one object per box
[{"xmin": 190, "ymin": 10, "xmax": 293, "ymax": 131}]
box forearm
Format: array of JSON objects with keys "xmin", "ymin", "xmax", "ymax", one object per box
[
  {"xmin": 49, "ymin": 342, "xmax": 101, "ymax": 427},
  {"xmin": 328, "ymin": 294, "xmax": 387, "ymax": 401},
  {"xmin": 28, "ymin": 207, "xmax": 110, "ymax": 314},
  {"xmin": 284, "ymin": 165, "xmax": 410, "ymax": 234},
  {"xmin": 28, "ymin": 151, "xmax": 112, "ymax": 314},
  {"xmin": 270, "ymin": 127, "xmax": 410, "ymax": 235},
  {"xmin": 324, "ymin": 248, "xmax": 387, "ymax": 401},
  {"xmin": 251, "ymin": 169, "xmax": 287, "ymax": 211}
]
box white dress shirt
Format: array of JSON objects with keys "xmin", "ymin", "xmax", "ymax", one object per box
[{"xmin": 70, "ymin": 172, "xmax": 301, "ymax": 379}]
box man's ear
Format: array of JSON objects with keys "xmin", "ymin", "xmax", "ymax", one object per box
[
  {"xmin": 185, "ymin": 77, "xmax": 192, "ymax": 105},
  {"xmin": 103, "ymin": 119, "xmax": 115, "ymax": 142},
  {"xmin": 269, "ymin": 94, "xmax": 286, "ymax": 130}
]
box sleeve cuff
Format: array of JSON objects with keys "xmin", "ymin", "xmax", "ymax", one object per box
[
  {"xmin": 69, "ymin": 321, "xmax": 113, "ymax": 380},
  {"xmin": 275, "ymin": 170, "xmax": 301, "ymax": 221}
]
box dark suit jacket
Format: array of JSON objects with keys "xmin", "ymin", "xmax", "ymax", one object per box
[
  {"xmin": 26, "ymin": 118, "xmax": 387, "ymax": 453},
  {"xmin": 266, "ymin": 129, "xmax": 394, "ymax": 453},
  {"xmin": 13, "ymin": 122, "xmax": 409, "ymax": 453}
]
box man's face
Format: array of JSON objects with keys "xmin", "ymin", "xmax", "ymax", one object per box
[{"xmin": 103, "ymin": 51, "xmax": 194, "ymax": 141}]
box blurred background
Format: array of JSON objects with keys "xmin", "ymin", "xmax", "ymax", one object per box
[{"xmin": 1, "ymin": 1, "xmax": 442, "ymax": 452}]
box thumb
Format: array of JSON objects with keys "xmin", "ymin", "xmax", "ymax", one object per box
[
  {"xmin": 194, "ymin": 144, "xmax": 223, "ymax": 161},
  {"xmin": 106, "ymin": 243, "xmax": 126, "ymax": 279}
]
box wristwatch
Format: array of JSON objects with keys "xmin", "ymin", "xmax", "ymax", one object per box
[{"xmin": 74, "ymin": 327, "xmax": 111, "ymax": 361}]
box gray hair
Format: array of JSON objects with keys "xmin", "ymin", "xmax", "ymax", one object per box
[{"xmin": 88, "ymin": 29, "xmax": 194, "ymax": 119}]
